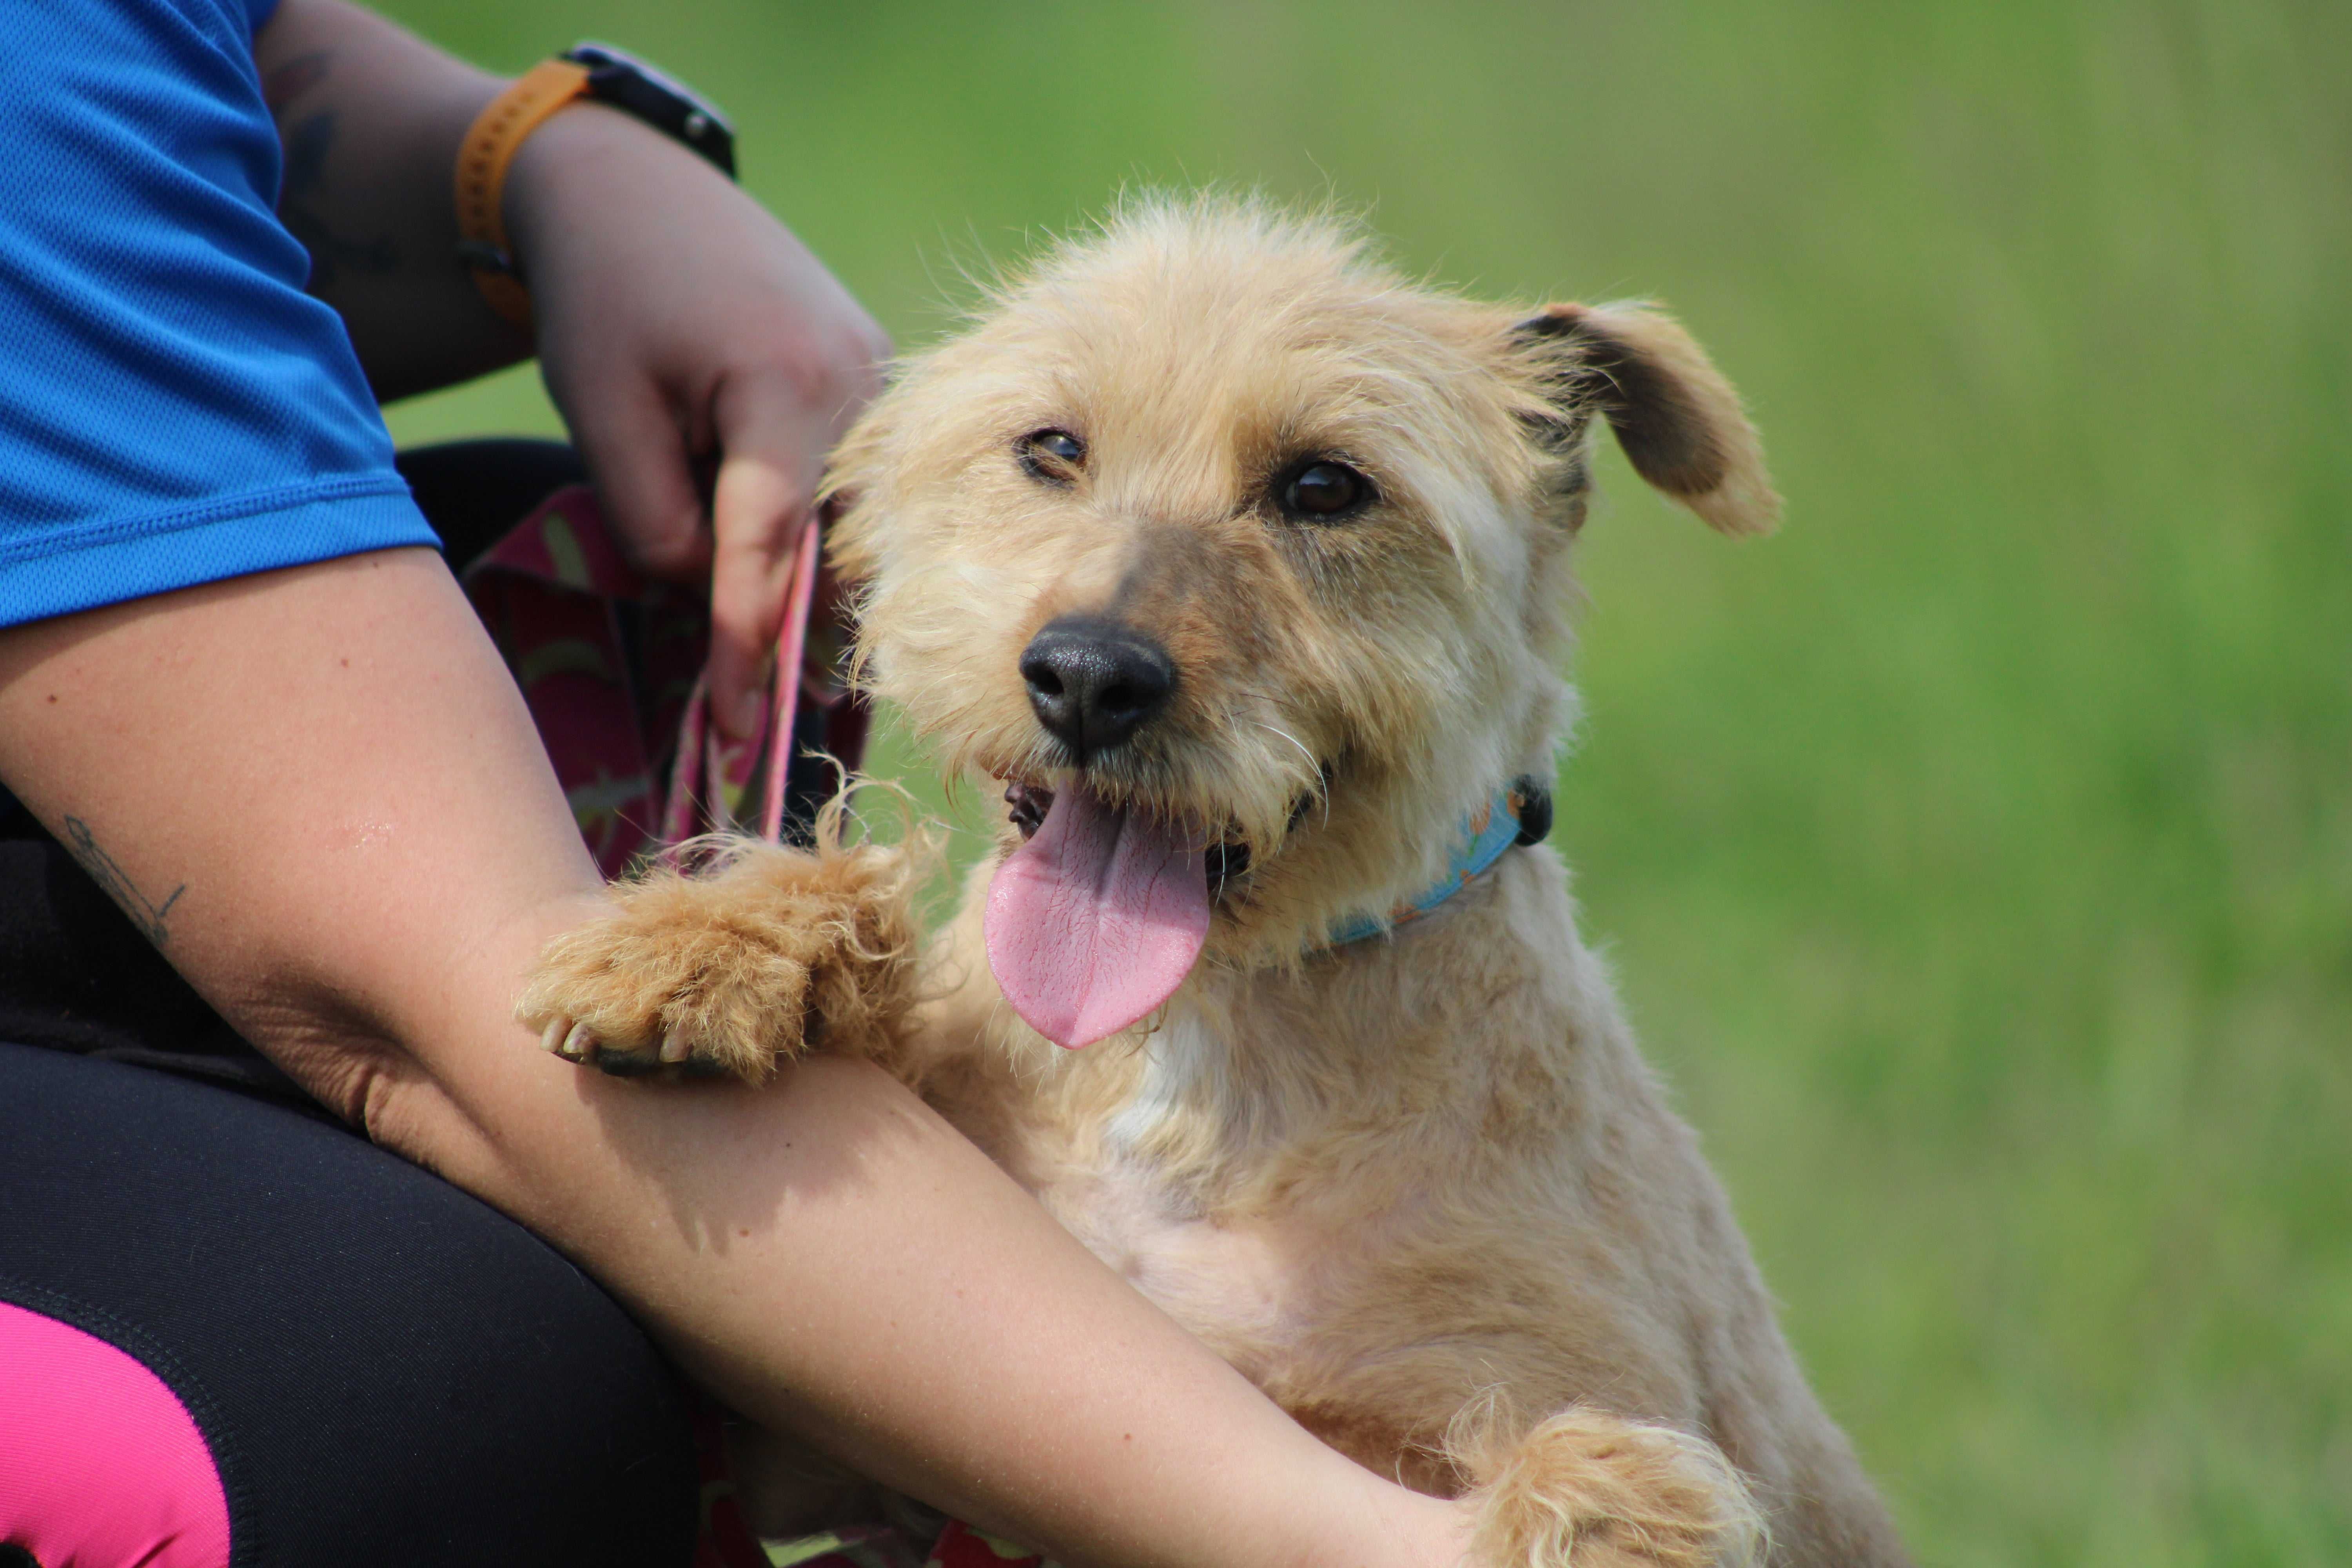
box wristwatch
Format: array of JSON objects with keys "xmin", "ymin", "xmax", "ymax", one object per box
[
  {"xmin": 454, "ymin": 44, "xmax": 738, "ymax": 330},
  {"xmin": 558, "ymin": 44, "xmax": 736, "ymax": 179}
]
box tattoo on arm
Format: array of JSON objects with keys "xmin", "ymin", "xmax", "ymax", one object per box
[
  {"xmin": 62, "ymin": 816, "xmax": 186, "ymax": 947},
  {"xmin": 262, "ymin": 50, "xmax": 400, "ymax": 286}
]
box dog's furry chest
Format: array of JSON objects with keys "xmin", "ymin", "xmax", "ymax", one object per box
[
  {"xmin": 1045, "ymin": 1155, "xmax": 1326, "ymax": 1377},
  {"xmin": 1003, "ymin": 1006, "xmax": 1423, "ymax": 1394}
]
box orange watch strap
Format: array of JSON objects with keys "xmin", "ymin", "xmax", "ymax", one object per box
[{"xmin": 454, "ymin": 58, "xmax": 593, "ymax": 332}]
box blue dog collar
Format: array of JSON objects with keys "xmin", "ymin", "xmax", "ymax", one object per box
[{"xmin": 1326, "ymin": 776, "xmax": 1553, "ymax": 947}]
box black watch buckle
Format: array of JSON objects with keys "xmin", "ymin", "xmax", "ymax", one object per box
[{"xmin": 560, "ymin": 42, "xmax": 737, "ymax": 180}]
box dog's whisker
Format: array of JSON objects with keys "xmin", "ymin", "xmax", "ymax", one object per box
[
  {"xmin": 1247, "ymin": 719, "xmax": 1316, "ymax": 774},
  {"xmin": 1248, "ymin": 720, "xmax": 1330, "ymax": 832}
]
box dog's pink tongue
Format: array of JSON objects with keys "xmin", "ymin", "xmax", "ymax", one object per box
[{"xmin": 985, "ymin": 786, "xmax": 1209, "ymax": 1049}]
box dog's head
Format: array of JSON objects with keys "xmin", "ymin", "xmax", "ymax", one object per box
[{"xmin": 829, "ymin": 196, "xmax": 1773, "ymax": 1043}]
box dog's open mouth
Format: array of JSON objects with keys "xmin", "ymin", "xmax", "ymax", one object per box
[
  {"xmin": 1004, "ymin": 779, "xmax": 1253, "ymax": 887},
  {"xmin": 984, "ymin": 776, "xmax": 1214, "ymax": 1051},
  {"xmin": 987, "ymin": 770, "xmax": 1325, "ymax": 1051}
]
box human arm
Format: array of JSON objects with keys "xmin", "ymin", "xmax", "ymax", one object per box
[
  {"xmin": 255, "ymin": 0, "xmax": 884, "ymax": 735},
  {"xmin": 0, "ymin": 553, "xmax": 1467, "ymax": 1568}
]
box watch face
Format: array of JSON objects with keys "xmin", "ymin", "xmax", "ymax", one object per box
[{"xmin": 562, "ymin": 42, "xmax": 737, "ymax": 177}]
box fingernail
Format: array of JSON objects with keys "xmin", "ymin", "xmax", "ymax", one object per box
[{"xmin": 660, "ymin": 1027, "xmax": 691, "ymax": 1064}]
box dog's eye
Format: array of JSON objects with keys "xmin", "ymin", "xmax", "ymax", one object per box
[
  {"xmin": 1018, "ymin": 428, "xmax": 1086, "ymax": 483},
  {"xmin": 1279, "ymin": 459, "xmax": 1373, "ymax": 521}
]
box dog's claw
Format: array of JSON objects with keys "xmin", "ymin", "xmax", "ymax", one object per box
[{"xmin": 541, "ymin": 1016, "xmax": 717, "ymax": 1078}]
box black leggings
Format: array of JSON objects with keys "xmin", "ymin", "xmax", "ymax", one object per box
[
  {"xmin": 0, "ymin": 1044, "xmax": 699, "ymax": 1566},
  {"xmin": 0, "ymin": 442, "xmax": 698, "ymax": 1565}
]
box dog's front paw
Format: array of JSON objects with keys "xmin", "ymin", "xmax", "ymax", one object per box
[
  {"xmin": 517, "ymin": 836, "xmax": 922, "ymax": 1082},
  {"xmin": 1463, "ymin": 1405, "xmax": 1762, "ymax": 1568}
]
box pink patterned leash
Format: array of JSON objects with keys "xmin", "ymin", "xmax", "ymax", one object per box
[
  {"xmin": 766, "ymin": 513, "xmax": 826, "ymax": 841},
  {"xmin": 660, "ymin": 513, "xmax": 827, "ymax": 850},
  {"xmin": 465, "ymin": 486, "xmax": 862, "ymax": 874}
]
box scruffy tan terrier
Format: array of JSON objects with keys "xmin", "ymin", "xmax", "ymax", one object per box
[{"xmin": 521, "ymin": 196, "xmax": 1912, "ymax": 1568}]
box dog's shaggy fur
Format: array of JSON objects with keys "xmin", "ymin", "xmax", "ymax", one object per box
[{"xmin": 520, "ymin": 196, "xmax": 1912, "ymax": 1568}]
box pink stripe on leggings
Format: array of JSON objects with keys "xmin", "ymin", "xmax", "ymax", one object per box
[{"xmin": 0, "ymin": 1300, "xmax": 230, "ymax": 1567}]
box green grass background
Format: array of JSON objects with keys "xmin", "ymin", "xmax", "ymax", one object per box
[{"xmin": 375, "ymin": 2, "xmax": 2351, "ymax": 1561}]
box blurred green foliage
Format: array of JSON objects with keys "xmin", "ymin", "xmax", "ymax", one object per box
[{"xmin": 378, "ymin": 2, "xmax": 2352, "ymax": 1561}]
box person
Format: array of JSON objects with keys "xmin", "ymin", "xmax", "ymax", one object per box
[{"xmin": 0, "ymin": 2, "xmax": 1477, "ymax": 1564}]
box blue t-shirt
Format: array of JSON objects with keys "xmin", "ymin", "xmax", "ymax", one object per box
[{"xmin": 0, "ymin": 0, "xmax": 436, "ymax": 627}]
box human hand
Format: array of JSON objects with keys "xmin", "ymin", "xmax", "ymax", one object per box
[{"xmin": 505, "ymin": 105, "xmax": 889, "ymax": 736}]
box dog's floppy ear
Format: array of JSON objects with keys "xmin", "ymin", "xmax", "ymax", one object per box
[{"xmin": 1517, "ymin": 302, "xmax": 1779, "ymax": 536}]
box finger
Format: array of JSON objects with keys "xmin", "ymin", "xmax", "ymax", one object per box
[
  {"xmin": 708, "ymin": 458, "xmax": 803, "ymax": 740},
  {"xmin": 564, "ymin": 370, "xmax": 714, "ymax": 585},
  {"xmin": 708, "ymin": 376, "xmax": 827, "ymax": 738}
]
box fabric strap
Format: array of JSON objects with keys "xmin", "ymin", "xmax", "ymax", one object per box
[{"xmin": 1325, "ymin": 776, "xmax": 1553, "ymax": 947}]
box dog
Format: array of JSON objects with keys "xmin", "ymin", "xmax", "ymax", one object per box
[{"xmin": 520, "ymin": 195, "xmax": 1913, "ymax": 1568}]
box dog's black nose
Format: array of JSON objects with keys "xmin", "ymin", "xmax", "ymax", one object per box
[{"xmin": 1020, "ymin": 617, "xmax": 1175, "ymax": 761}]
